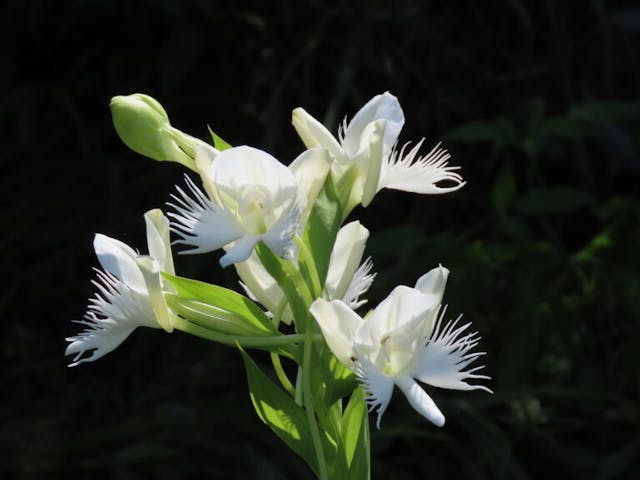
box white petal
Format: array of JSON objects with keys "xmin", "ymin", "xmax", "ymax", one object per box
[
  {"xmin": 396, "ymin": 375, "xmax": 445, "ymax": 427},
  {"xmin": 261, "ymin": 203, "xmax": 302, "ymax": 261},
  {"xmin": 292, "ymin": 107, "xmax": 346, "ymax": 163},
  {"xmin": 144, "ymin": 209, "xmax": 174, "ymax": 275},
  {"xmin": 93, "ymin": 234, "xmax": 146, "ymax": 293},
  {"xmin": 66, "ymin": 325, "xmax": 134, "ymax": 366},
  {"xmin": 235, "ymin": 252, "xmax": 283, "ymax": 310},
  {"xmin": 356, "ymin": 286, "xmax": 439, "ymax": 375},
  {"xmin": 361, "ymin": 119, "xmax": 386, "ymax": 207},
  {"xmin": 309, "ymin": 298, "xmax": 361, "ymax": 367},
  {"xmin": 195, "ymin": 142, "xmax": 219, "ymax": 164},
  {"xmin": 168, "ymin": 175, "xmax": 244, "ymax": 254},
  {"xmin": 288, "ymin": 148, "xmax": 331, "ymax": 220},
  {"xmin": 66, "ymin": 269, "xmax": 156, "ymax": 366},
  {"xmin": 194, "ymin": 144, "xmax": 221, "ymax": 202},
  {"xmin": 219, "ymin": 234, "xmax": 261, "ymax": 268},
  {"xmin": 357, "ymin": 286, "xmax": 437, "ymax": 345},
  {"xmin": 414, "ymin": 265, "xmax": 449, "ymax": 340},
  {"xmin": 343, "ymin": 92, "xmax": 404, "ymax": 158},
  {"xmin": 380, "ymin": 141, "xmax": 465, "ymax": 194},
  {"xmin": 415, "ymin": 264, "xmax": 449, "ymax": 297},
  {"xmin": 343, "ymin": 257, "xmax": 376, "ymax": 310},
  {"xmin": 212, "ymin": 147, "xmax": 298, "ymax": 207},
  {"xmin": 411, "ymin": 311, "xmax": 492, "ymax": 393},
  {"xmin": 355, "ymin": 356, "xmax": 395, "ymax": 429},
  {"xmin": 325, "ymin": 221, "xmax": 370, "ymax": 301},
  {"xmin": 136, "ymin": 256, "xmax": 173, "ymax": 332}
]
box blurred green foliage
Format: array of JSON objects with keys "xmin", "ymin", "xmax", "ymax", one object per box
[{"xmin": 2, "ymin": 1, "xmax": 639, "ymax": 478}]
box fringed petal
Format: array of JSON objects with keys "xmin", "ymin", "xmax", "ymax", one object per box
[
  {"xmin": 356, "ymin": 356, "xmax": 395, "ymax": 429},
  {"xmin": 65, "ymin": 269, "xmax": 156, "ymax": 366},
  {"xmin": 343, "ymin": 257, "xmax": 376, "ymax": 310},
  {"xmin": 412, "ymin": 309, "xmax": 492, "ymax": 393},
  {"xmin": 380, "ymin": 140, "xmax": 465, "ymax": 194},
  {"xmin": 167, "ymin": 175, "xmax": 244, "ymax": 254}
]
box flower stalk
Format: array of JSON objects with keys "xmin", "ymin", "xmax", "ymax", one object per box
[{"xmin": 68, "ymin": 91, "xmax": 491, "ymax": 479}]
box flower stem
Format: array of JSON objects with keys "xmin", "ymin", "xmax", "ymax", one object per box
[
  {"xmin": 271, "ymin": 352, "xmax": 295, "ymax": 397},
  {"xmin": 295, "ymin": 236, "xmax": 323, "ymax": 298},
  {"xmin": 302, "ymin": 320, "xmax": 328, "ymax": 480}
]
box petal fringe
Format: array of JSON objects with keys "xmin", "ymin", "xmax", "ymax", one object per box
[
  {"xmin": 344, "ymin": 257, "xmax": 376, "ymax": 309},
  {"xmin": 356, "ymin": 356, "xmax": 395, "ymax": 429},
  {"xmin": 380, "ymin": 140, "xmax": 466, "ymax": 194},
  {"xmin": 65, "ymin": 269, "xmax": 154, "ymax": 366},
  {"xmin": 167, "ymin": 175, "xmax": 244, "ymax": 254},
  {"xmin": 412, "ymin": 307, "xmax": 492, "ymax": 393}
]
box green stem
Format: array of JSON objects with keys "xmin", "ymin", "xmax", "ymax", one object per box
[
  {"xmin": 295, "ymin": 236, "xmax": 323, "ymax": 298},
  {"xmin": 295, "ymin": 367, "xmax": 303, "ymax": 406},
  {"xmin": 271, "ymin": 352, "xmax": 295, "ymax": 397},
  {"xmin": 302, "ymin": 321, "xmax": 328, "ymax": 480},
  {"xmin": 269, "ymin": 298, "xmax": 296, "ymax": 396},
  {"xmin": 173, "ymin": 316, "xmax": 318, "ymax": 348}
]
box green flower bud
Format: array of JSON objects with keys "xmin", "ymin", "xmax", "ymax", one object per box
[{"xmin": 110, "ymin": 93, "xmax": 202, "ymax": 170}]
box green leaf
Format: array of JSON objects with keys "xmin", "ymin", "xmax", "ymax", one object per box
[
  {"xmin": 336, "ymin": 388, "xmax": 370, "ymax": 479},
  {"xmin": 163, "ymin": 274, "xmax": 275, "ymax": 335},
  {"xmin": 207, "ymin": 125, "xmax": 232, "ymax": 151},
  {"xmin": 574, "ymin": 229, "xmax": 613, "ymax": 263},
  {"xmin": 516, "ymin": 187, "xmax": 594, "ymax": 216},
  {"xmin": 303, "ymin": 174, "xmax": 343, "ymax": 286},
  {"xmin": 240, "ymin": 348, "xmax": 320, "ymax": 476}
]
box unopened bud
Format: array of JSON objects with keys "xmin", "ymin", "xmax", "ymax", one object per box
[{"xmin": 110, "ymin": 94, "xmax": 200, "ymax": 170}]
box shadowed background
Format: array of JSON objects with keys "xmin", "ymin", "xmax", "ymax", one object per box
[{"xmin": 3, "ymin": 1, "xmax": 639, "ymax": 478}]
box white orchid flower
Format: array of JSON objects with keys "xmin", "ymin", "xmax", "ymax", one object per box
[
  {"xmin": 168, "ymin": 145, "xmax": 330, "ymax": 268},
  {"xmin": 309, "ymin": 265, "xmax": 491, "ymax": 428},
  {"xmin": 66, "ymin": 209, "xmax": 175, "ymax": 366},
  {"xmin": 237, "ymin": 221, "xmax": 376, "ymax": 324},
  {"xmin": 292, "ymin": 92, "xmax": 465, "ymax": 206}
]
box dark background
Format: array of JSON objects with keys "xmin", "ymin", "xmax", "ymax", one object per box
[{"xmin": 3, "ymin": 1, "xmax": 640, "ymax": 478}]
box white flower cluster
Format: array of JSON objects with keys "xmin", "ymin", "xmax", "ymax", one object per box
[{"xmin": 68, "ymin": 92, "xmax": 489, "ymax": 429}]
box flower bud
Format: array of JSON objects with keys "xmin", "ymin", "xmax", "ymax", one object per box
[{"xmin": 109, "ymin": 94, "xmax": 198, "ymax": 170}]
